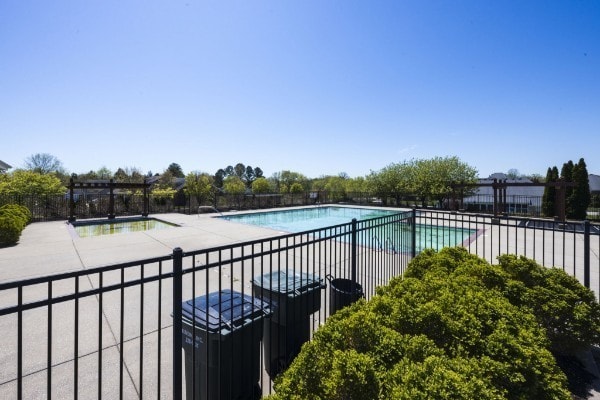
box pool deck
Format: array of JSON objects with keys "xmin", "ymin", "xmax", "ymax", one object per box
[
  {"xmin": 0, "ymin": 212, "xmax": 283, "ymax": 283},
  {"xmin": 1, "ymin": 209, "xmax": 599, "ymax": 399}
]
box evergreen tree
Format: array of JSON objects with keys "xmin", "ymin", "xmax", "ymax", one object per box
[
  {"xmin": 561, "ymin": 160, "xmax": 574, "ymax": 198},
  {"xmin": 568, "ymin": 158, "xmax": 590, "ymax": 220},
  {"xmin": 234, "ymin": 163, "xmax": 246, "ymax": 178},
  {"xmin": 542, "ymin": 167, "xmax": 559, "ymax": 217},
  {"xmin": 166, "ymin": 163, "xmax": 185, "ymax": 178},
  {"xmin": 243, "ymin": 165, "xmax": 256, "ymax": 188},
  {"xmin": 214, "ymin": 169, "xmax": 226, "ymax": 189}
]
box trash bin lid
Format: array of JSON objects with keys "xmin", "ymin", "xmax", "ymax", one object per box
[
  {"xmin": 181, "ymin": 289, "xmax": 269, "ymax": 333},
  {"xmin": 252, "ymin": 270, "xmax": 325, "ymax": 295}
]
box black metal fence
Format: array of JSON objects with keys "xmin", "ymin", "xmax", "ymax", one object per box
[
  {"xmin": 0, "ymin": 193, "xmax": 192, "ymax": 222},
  {"xmin": 1, "ymin": 209, "xmax": 599, "ymax": 399},
  {"xmin": 4, "ymin": 191, "xmax": 583, "ymax": 222}
]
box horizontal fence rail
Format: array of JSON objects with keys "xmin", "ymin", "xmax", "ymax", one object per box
[{"xmin": 1, "ymin": 209, "xmax": 599, "ymax": 399}]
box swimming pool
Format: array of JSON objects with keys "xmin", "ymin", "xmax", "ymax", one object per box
[
  {"xmin": 70, "ymin": 217, "xmax": 178, "ymax": 238},
  {"xmin": 222, "ymin": 206, "xmax": 399, "ymax": 232},
  {"xmin": 222, "ymin": 206, "xmax": 476, "ymax": 252}
]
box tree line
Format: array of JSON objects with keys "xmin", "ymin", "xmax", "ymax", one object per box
[{"xmin": 1, "ymin": 153, "xmax": 596, "ymax": 219}]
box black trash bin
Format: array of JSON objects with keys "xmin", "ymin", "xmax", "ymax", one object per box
[
  {"xmin": 327, "ymin": 275, "xmax": 364, "ymax": 315},
  {"xmin": 252, "ymin": 271, "xmax": 325, "ymax": 378},
  {"xmin": 179, "ymin": 289, "xmax": 270, "ymax": 400}
]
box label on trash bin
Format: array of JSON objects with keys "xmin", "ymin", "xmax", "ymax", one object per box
[{"xmin": 182, "ymin": 326, "xmax": 204, "ymax": 348}]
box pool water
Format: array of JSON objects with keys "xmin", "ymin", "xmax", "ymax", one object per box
[
  {"xmin": 391, "ymin": 223, "xmax": 475, "ymax": 252},
  {"xmin": 222, "ymin": 206, "xmax": 476, "ymax": 252},
  {"xmin": 71, "ymin": 218, "xmax": 177, "ymax": 238},
  {"xmin": 222, "ymin": 206, "xmax": 400, "ymax": 232}
]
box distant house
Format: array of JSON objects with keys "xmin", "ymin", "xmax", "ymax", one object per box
[
  {"xmin": 461, "ymin": 173, "xmax": 545, "ymax": 215},
  {"xmin": 0, "ymin": 160, "xmax": 12, "ymax": 173},
  {"xmin": 589, "ymin": 174, "xmax": 600, "ymax": 195},
  {"xmin": 67, "ymin": 179, "xmax": 111, "ymax": 201}
]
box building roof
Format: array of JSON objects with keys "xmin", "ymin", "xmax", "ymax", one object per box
[
  {"xmin": 0, "ymin": 160, "xmax": 12, "ymax": 171},
  {"xmin": 174, "ymin": 177, "xmax": 186, "ymax": 191},
  {"xmin": 590, "ymin": 174, "xmax": 600, "ymax": 193}
]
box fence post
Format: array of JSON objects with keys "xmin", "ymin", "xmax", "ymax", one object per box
[
  {"xmin": 411, "ymin": 208, "xmax": 417, "ymax": 258},
  {"xmin": 172, "ymin": 247, "xmax": 183, "ymax": 400},
  {"xmin": 584, "ymin": 220, "xmax": 591, "ymax": 289},
  {"xmin": 68, "ymin": 177, "xmax": 76, "ymax": 222},
  {"xmin": 142, "ymin": 178, "xmax": 149, "ymax": 217},
  {"xmin": 351, "ymin": 218, "xmax": 357, "ymax": 284},
  {"xmin": 108, "ymin": 179, "xmax": 115, "ymax": 219}
]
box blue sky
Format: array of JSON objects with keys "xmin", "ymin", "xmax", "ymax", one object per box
[{"xmin": 1, "ymin": 1, "xmax": 599, "ymax": 179}]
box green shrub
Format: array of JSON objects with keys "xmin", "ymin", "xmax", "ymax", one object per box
[
  {"xmin": 0, "ymin": 204, "xmax": 30, "ymax": 245},
  {"xmin": 403, "ymin": 246, "xmax": 489, "ymax": 280},
  {"xmin": 0, "ymin": 204, "xmax": 32, "ymax": 225},
  {"xmin": 409, "ymin": 248, "xmax": 600, "ymax": 354},
  {"xmin": 0, "ymin": 215, "xmax": 23, "ymax": 245},
  {"xmin": 385, "ymin": 356, "xmax": 506, "ymax": 399},
  {"xmin": 267, "ymin": 248, "xmax": 571, "ymax": 400},
  {"xmin": 498, "ymin": 254, "xmax": 600, "ymax": 354}
]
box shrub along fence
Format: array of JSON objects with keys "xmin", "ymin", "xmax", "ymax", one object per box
[
  {"xmin": 0, "ymin": 209, "xmax": 599, "ymax": 399},
  {"xmin": 267, "ymin": 247, "xmax": 598, "ymax": 399}
]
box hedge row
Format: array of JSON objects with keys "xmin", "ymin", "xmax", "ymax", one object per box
[
  {"xmin": 267, "ymin": 247, "xmax": 600, "ymax": 399},
  {"xmin": 0, "ymin": 204, "xmax": 31, "ymax": 245}
]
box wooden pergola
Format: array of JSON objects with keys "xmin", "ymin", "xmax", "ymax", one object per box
[
  {"xmin": 68, "ymin": 178, "xmax": 151, "ymax": 222},
  {"xmin": 451, "ymin": 179, "xmax": 576, "ymax": 221}
]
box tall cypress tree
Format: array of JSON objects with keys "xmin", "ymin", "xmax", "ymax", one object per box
[
  {"xmin": 569, "ymin": 158, "xmax": 591, "ymax": 220},
  {"xmin": 542, "ymin": 167, "xmax": 559, "ymax": 217},
  {"xmin": 561, "ymin": 161, "xmax": 575, "ymax": 218},
  {"xmin": 561, "ymin": 160, "xmax": 574, "ymax": 195}
]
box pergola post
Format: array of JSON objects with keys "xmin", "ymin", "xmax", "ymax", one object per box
[
  {"xmin": 555, "ymin": 180, "xmax": 566, "ymax": 222},
  {"xmin": 502, "ymin": 179, "xmax": 508, "ymax": 214},
  {"xmin": 68, "ymin": 177, "xmax": 76, "ymax": 222},
  {"xmin": 492, "ymin": 179, "xmax": 499, "ymax": 217},
  {"xmin": 142, "ymin": 178, "xmax": 149, "ymax": 217},
  {"xmin": 108, "ymin": 179, "xmax": 115, "ymax": 219}
]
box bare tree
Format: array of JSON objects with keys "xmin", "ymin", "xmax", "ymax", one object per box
[
  {"xmin": 24, "ymin": 153, "xmax": 63, "ymax": 174},
  {"xmin": 506, "ymin": 169, "xmax": 521, "ymax": 179}
]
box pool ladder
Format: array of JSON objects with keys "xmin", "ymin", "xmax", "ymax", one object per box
[
  {"xmin": 372, "ymin": 235, "xmax": 398, "ymax": 254},
  {"xmin": 198, "ymin": 206, "xmax": 223, "ymax": 217},
  {"xmin": 372, "ymin": 235, "xmax": 384, "ymax": 251},
  {"xmin": 385, "ymin": 237, "xmax": 397, "ymax": 254}
]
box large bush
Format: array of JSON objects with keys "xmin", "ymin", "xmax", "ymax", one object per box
[
  {"xmin": 408, "ymin": 248, "xmax": 600, "ymax": 354},
  {"xmin": 0, "ymin": 204, "xmax": 32, "ymax": 225},
  {"xmin": 497, "ymin": 254, "xmax": 600, "ymax": 354},
  {"xmin": 0, "ymin": 204, "xmax": 31, "ymax": 245},
  {"xmin": 0, "ymin": 215, "xmax": 23, "ymax": 245},
  {"xmin": 267, "ymin": 248, "xmax": 574, "ymax": 399},
  {"xmin": 0, "ymin": 169, "xmax": 65, "ymax": 196}
]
